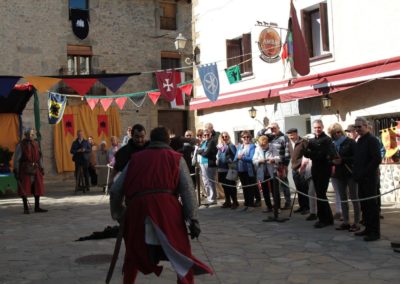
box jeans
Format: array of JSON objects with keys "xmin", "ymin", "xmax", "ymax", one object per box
[
  {"xmin": 331, "ymin": 177, "xmax": 360, "ymax": 224},
  {"xmin": 200, "ymin": 164, "xmax": 218, "ymax": 203}
]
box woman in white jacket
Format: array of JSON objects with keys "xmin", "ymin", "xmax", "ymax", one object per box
[{"xmin": 253, "ymin": 135, "xmax": 280, "ymax": 214}]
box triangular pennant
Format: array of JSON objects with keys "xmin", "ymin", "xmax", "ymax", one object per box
[
  {"xmin": 86, "ymin": 98, "xmax": 99, "ymax": 110},
  {"xmin": 148, "ymin": 92, "xmax": 161, "ymax": 105},
  {"xmin": 129, "ymin": 93, "xmax": 147, "ymax": 107},
  {"xmin": 63, "ymin": 114, "xmax": 74, "ymax": 137},
  {"xmin": 98, "ymin": 76, "xmax": 129, "ymax": 93},
  {"xmin": 179, "ymin": 83, "xmax": 193, "ymax": 96},
  {"xmin": 0, "ymin": 76, "xmax": 21, "ymax": 97},
  {"xmin": 63, "ymin": 78, "xmax": 97, "ymax": 96},
  {"xmin": 25, "ymin": 76, "xmax": 61, "ymax": 93},
  {"xmin": 224, "ymin": 65, "xmax": 242, "ymax": 84},
  {"xmin": 100, "ymin": 98, "xmax": 113, "ymax": 111},
  {"xmin": 47, "ymin": 92, "xmax": 67, "ymax": 124},
  {"xmin": 115, "ymin": 97, "xmax": 127, "ymax": 110}
]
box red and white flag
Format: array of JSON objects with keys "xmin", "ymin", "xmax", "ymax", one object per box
[
  {"xmin": 155, "ymin": 70, "xmax": 179, "ymax": 102},
  {"xmin": 170, "ymin": 72, "xmax": 185, "ymax": 109}
]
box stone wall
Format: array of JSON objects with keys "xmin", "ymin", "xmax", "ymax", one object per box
[{"xmin": 0, "ymin": 0, "xmax": 191, "ymax": 183}]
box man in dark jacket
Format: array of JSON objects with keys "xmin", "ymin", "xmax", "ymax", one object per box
[
  {"xmin": 304, "ymin": 119, "xmax": 336, "ymax": 228},
  {"xmin": 353, "ymin": 117, "xmax": 382, "ymax": 241},
  {"xmin": 287, "ymin": 128, "xmax": 309, "ymax": 214},
  {"xmin": 70, "ymin": 130, "xmax": 91, "ymax": 191}
]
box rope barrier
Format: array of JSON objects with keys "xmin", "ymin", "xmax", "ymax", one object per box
[{"xmin": 275, "ymin": 176, "xmax": 400, "ymax": 203}]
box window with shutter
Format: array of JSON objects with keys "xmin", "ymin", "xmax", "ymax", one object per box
[
  {"xmin": 226, "ymin": 33, "xmax": 253, "ymax": 77},
  {"xmin": 67, "ymin": 45, "xmax": 92, "ymax": 75},
  {"xmin": 160, "ymin": 2, "xmax": 177, "ymax": 30},
  {"xmin": 301, "ymin": 1, "xmax": 331, "ymax": 61}
]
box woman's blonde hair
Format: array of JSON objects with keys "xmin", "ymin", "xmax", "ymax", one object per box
[
  {"xmin": 328, "ymin": 122, "xmax": 345, "ymax": 137},
  {"xmin": 257, "ymin": 135, "xmax": 268, "ymax": 144},
  {"xmin": 218, "ymin": 131, "xmax": 231, "ymax": 144}
]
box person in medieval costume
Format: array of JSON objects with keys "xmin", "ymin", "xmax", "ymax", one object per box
[
  {"xmin": 110, "ymin": 126, "xmax": 212, "ymax": 284},
  {"xmin": 13, "ymin": 128, "xmax": 47, "ymax": 214}
]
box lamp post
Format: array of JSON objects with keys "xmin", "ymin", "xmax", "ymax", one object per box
[
  {"xmin": 175, "ymin": 33, "xmax": 200, "ymax": 65},
  {"xmin": 321, "ymin": 95, "xmax": 332, "ymax": 109}
]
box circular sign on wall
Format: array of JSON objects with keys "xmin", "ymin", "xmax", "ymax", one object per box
[{"xmin": 258, "ymin": 28, "xmax": 282, "ymax": 63}]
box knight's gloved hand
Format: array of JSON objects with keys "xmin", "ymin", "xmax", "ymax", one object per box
[{"xmin": 189, "ymin": 219, "xmax": 201, "ymax": 239}]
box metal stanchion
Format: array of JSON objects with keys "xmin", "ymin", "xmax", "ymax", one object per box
[{"xmin": 195, "ymin": 166, "xmax": 201, "ymax": 207}]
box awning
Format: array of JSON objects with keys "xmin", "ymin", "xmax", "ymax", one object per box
[{"xmin": 189, "ymin": 55, "xmax": 400, "ymax": 110}]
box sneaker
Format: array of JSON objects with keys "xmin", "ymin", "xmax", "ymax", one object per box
[
  {"xmin": 306, "ymin": 214, "xmax": 317, "ymax": 221},
  {"xmin": 348, "ymin": 224, "xmax": 361, "ymax": 232},
  {"xmin": 335, "ymin": 223, "xmax": 351, "ymax": 230}
]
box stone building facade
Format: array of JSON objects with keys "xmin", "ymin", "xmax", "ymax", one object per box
[{"xmin": 0, "ymin": 0, "xmax": 192, "ymax": 182}]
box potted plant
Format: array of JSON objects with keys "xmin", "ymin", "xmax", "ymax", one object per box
[{"xmin": 0, "ymin": 146, "xmax": 14, "ymax": 174}]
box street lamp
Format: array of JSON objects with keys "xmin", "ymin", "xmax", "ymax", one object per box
[
  {"xmin": 175, "ymin": 33, "xmax": 200, "ymax": 65},
  {"xmin": 321, "ymin": 95, "xmax": 332, "ymax": 109},
  {"xmin": 248, "ymin": 106, "xmax": 257, "ymax": 119}
]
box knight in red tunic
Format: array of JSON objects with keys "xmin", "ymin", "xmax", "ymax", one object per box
[
  {"xmin": 13, "ymin": 128, "xmax": 47, "ymax": 214},
  {"xmin": 110, "ymin": 126, "xmax": 212, "ymax": 284}
]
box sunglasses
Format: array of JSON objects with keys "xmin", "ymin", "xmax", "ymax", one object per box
[
  {"xmin": 354, "ymin": 125, "xmax": 363, "ymax": 129},
  {"xmin": 185, "ymin": 135, "xmax": 192, "ymax": 137},
  {"xmin": 203, "ymin": 134, "xmax": 210, "ymax": 136},
  {"xmin": 222, "ymin": 135, "xmax": 228, "ymax": 138},
  {"xmin": 242, "ymin": 136, "xmax": 250, "ymax": 139}
]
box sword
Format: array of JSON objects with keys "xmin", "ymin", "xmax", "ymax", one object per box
[{"xmin": 105, "ymin": 218, "xmax": 125, "ymax": 284}]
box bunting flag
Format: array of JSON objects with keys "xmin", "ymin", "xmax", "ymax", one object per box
[
  {"xmin": 98, "ymin": 76, "xmax": 129, "ymax": 93},
  {"xmin": 225, "ymin": 65, "xmax": 242, "ymax": 84},
  {"xmin": 289, "ymin": 0, "xmax": 310, "ymax": 76},
  {"xmin": 86, "ymin": 98, "xmax": 99, "ymax": 110},
  {"xmin": 97, "ymin": 115, "xmax": 109, "ymax": 137},
  {"xmin": 129, "ymin": 93, "xmax": 147, "ymax": 107},
  {"xmin": 197, "ymin": 63, "xmax": 220, "ymax": 102},
  {"xmin": 148, "ymin": 91, "xmax": 161, "ymax": 105},
  {"xmin": 70, "ymin": 8, "xmax": 89, "ymax": 40},
  {"xmin": 179, "ymin": 83, "xmax": 193, "ymax": 96},
  {"xmin": 100, "ymin": 98, "xmax": 113, "ymax": 111},
  {"xmin": 63, "ymin": 114, "xmax": 75, "ymax": 137},
  {"xmin": 115, "ymin": 97, "xmax": 127, "ymax": 110},
  {"xmin": 155, "ymin": 70, "xmax": 179, "ymax": 102},
  {"xmin": 48, "ymin": 92, "xmax": 67, "ymax": 124},
  {"xmin": 0, "ymin": 76, "xmax": 21, "ymax": 97},
  {"xmin": 63, "ymin": 78, "xmax": 97, "ymax": 96},
  {"xmin": 25, "ymin": 76, "xmax": 61, "ymax": 93}
]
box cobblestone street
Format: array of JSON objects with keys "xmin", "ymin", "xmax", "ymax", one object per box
[{"xmin": 1, "ymin": 183, "xmax": 400, "ymax": 284}]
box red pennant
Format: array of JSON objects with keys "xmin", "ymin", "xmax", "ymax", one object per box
[
  {"xmin": 63, "ymin": 78, "xmax": 97, "ymax": 96},
  {"xmin": 63, "ymin": 114, "xmax": 74, "ymax": 137},
  {"xmin": 148, "ymin": 92, "xmax": 161, "ymax": 105},
  {"xmin": 115, "ymin": 97, "xmax": 127, "ymax": 110},
  {"xmin": 97, "ymin": 115, "xmax": 109, "ymax": 137},
  {"xmin": 155, "ymin": 71, "xmax": 179, "ymax": 102},
  {"xmin": 100, "ymin": 98, "xmax": 113, "ymax": 111},
  {"xmin": 179, "ymin": 84, "xmax": 193, "ymax": 96},
  {"xmin": 86, "ymin": 98, "xmax": 99, "ymax": 110}
]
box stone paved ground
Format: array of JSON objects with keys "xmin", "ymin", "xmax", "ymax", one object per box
[{"xmin": 1, "ymin": 183, "xmax": 400, "ymax": 284}]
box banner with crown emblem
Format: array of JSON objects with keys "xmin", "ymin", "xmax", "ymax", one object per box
[{"xmin": 48, "ymin": 92, "xmax": 67, "ymax": 125}]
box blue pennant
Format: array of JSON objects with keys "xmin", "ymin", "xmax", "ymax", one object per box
[
  {"xmin": 197, "ymin": 63, "xmax": 220, "ymax": 102},
  {"xmin": 48, "ymin": 92, "xmax": 67, "ymax": 125}
]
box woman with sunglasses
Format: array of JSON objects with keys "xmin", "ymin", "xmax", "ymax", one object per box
[
  {"xmin": 328, "ymin": 122, "xmax": 361, "ymax": 232},
  {"xmin": 198, "ymin": 129, "xmax": 218, "ymax": 205},
  {"xmin": 216, "ymin": 132, "xmax": 238, "ymax": 209},
  {"xmin": 234, "ymin": 130, "xmax": 257, "ymax": 211}
]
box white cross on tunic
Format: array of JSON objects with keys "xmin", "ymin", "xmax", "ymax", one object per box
[{"xmin": 163, "ymin": 79, "xmax": 174, "ymax": 92}]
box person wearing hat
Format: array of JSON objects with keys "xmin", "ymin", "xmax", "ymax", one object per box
[
  {"xmin": 286, "ymin": 128, "xmax": 310, "ymax": 215},
  {"xmin": 345, "ymin": 124, "xmax": 359, "ymax": 141},
  {"xmin": 13, "ymin": 128, "xmax": 47, "ymax": 214}
]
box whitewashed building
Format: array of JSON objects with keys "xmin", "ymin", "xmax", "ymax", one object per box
[{"xmin": 190, "ymin": 0, "xmax": 400, "ymax": 204}]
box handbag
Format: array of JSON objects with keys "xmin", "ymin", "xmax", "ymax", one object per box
[
  {"xmin": 226, "ymin": 164, "xmax": 238, "ymax": 181},
  {"xmin": 23, "ymin": 162, "xmax": 38, "ymax": 176}
]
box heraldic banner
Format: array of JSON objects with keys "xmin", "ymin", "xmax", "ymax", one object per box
[
  {"xmin": 197, "ymin": 63, "xmax": 220, "ymax": 102},
  {"xmin": 54, "ymin": 105, "xmax": 121, "ymax": 173},
  {"xmin": 48, "ymin": 92, "xmax": 67, "ymax": 125},
  {"xmin": 155, "ymin": 70, "xmax": 179, "ymax": 102}
]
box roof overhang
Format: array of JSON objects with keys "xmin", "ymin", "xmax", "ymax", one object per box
[{"xmin": 189, "ymin": 56, "xmax": 400, "ymax": 110}]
